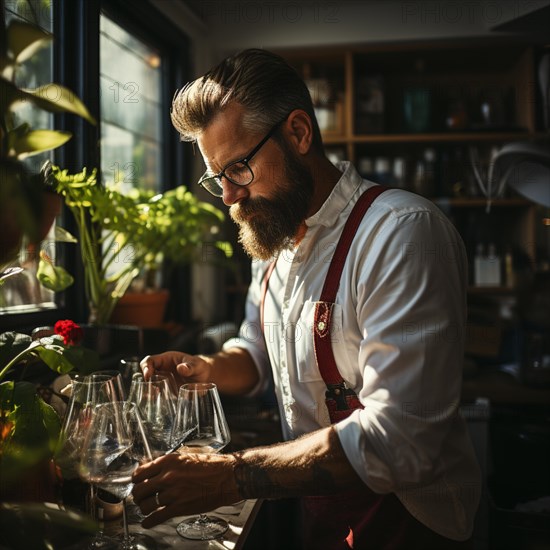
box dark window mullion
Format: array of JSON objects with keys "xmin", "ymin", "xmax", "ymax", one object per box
[{"xmin": 54, "ymin": 0, "xmax": 101, "ymax": 324}]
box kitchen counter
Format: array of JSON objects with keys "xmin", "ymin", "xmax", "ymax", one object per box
[{"xmin": 102, "ymin": 498, "xmax": 262, "ymax": 549}]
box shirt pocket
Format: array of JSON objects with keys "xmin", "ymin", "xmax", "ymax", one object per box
[{"xmin": 295, "ymin": 300, "xmax": 345, "ymax": 383}]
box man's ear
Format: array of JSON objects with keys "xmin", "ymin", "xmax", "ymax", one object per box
[{"xmin": 284, "ymin": 109, "xmax": 313, "ymax": 155}]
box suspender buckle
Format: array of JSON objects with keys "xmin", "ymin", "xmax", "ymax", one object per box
[{"xmin": 326, "ymin": 382, "xmax": 352, "ymax": 411}]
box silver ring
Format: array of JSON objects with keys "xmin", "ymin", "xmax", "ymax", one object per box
[{"xmin": 154, "ymin": 491, "xmax": 161, "ymax": 507}]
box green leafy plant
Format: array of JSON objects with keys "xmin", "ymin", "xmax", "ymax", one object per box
[
  {"xmin": 43, "ymin": 165, "xmax": 232, "ymax": 325},
  {"xmin": 0, "ymin": 0, "xmax": 95, "ymax": 271},
  {"xmin": 0, "ymin": 320, "xmax": 99, "ymax": 491}
]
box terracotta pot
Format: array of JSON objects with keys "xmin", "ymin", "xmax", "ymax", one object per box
[{"xmin": 109, "ymin": 290, "xmax": 169, "ymax": 328}]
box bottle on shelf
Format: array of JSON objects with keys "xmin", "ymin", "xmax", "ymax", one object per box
[
  {"xmin": 474, "ymin": 243, "xmax": 487, "ymax": 286},
  {"xmin": 474, "ymin": 243, "xmax": 502, "ymax": 286},
  {"xmin": 373, "ymin": 157, "xmax": 393, "ymax": 185},
  {"xmin": 402, "ymin": 58, "xmax": 431, "ymax": 133},
  {"xmin": 358, "ymin": 157, "xmax": 375, "ymax": 180},
  {"xmin": 392, "ymin": 157, "xmax": 406, "ymax": 189},
  {"xmin": 504, "ymin": 248, "xmax": 515, "ymax": 289},
  {"xmin": 486, "ymin": 243, "xmax": 502, "ymax": 286}
]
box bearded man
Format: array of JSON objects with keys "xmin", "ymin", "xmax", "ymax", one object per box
[{"xmin": 132, "ymin": 48, "xmax": 480, "ymax": 549}]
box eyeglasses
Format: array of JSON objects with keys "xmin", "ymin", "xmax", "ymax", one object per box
[{"xmin": 198, "ymin": 118, "xmax": 286, "ymax": 197}]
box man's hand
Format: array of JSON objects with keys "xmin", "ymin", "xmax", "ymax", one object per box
[
  {"xmin": 132, "ymin": 452, "xmax": 240, "ymax": 528},
  {"xmin": 140, "ymin": 351, "xmax": 213, "ymax": 386},
  {"xmin": 131, "ymin": 427, "xmax": 365, "ymax": 529},
  {"xmin": 140, "ymin": 348, "xmax": 260, "ymax": 396}
]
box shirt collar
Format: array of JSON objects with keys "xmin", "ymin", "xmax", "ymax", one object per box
[{"xmin": 305, "ymin": 161, "xmax": 366, "ymax": 228}]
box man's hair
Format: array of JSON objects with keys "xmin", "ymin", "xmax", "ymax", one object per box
[{"xmin": 170, "ymin": 48, "xmax": 324, "ymax": 154}]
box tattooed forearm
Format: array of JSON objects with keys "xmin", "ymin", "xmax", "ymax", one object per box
[
  {"xmin": 232, "ymin": 454, "xmax": 339, "ymax": 499},
  {"xmin": 230, "ymin": 426, "xmax": 362, "ymax": 500}
]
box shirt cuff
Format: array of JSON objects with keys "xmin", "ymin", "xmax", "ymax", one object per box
[{"xmin": 334, "ymin": 410, "xmax": 393, "ymax": 495}]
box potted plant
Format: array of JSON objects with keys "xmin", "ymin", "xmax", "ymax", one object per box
[
  {"xmin": 0, "ymin": 320, "xmax": 99, "ymax": 502},
  {"xmin": 0, "ymin": 0, "xmax": 95, "ymax": 278},
  {"xmin": 40, "ymin": 165, "xmax": 232, "ymax": 327}
]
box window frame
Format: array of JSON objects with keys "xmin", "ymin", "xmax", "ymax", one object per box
[{"xmin": 0, "ymin": 0, "xmax": 191, "ymax": 331}]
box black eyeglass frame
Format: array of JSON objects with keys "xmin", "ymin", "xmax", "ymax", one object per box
[{"xmin": 198, "ymin": 117, "xmax": 287, "ymax": 197}]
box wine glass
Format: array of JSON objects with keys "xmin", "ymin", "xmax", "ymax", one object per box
[
  {"xmin": 56, "ymin": 374, "xmax": 119, "ymax": 549},
  {"xmin": 125, "ymin": 373, "xmax": 176, "ymax": 524},
  {"xmin": 170, "ymin": 383, "xmax": 231, "ymax": 540},
  {"xmin": 149, "ymin": 372, "xmax": 179, "ymax": 400},
  {"xmin": 127, "ymin": 373, "xmax": 175, "ymax": 458},
  {"xmin": 57, "ymin": 374, "xmax": 117, "ymax": 468},
  {"xmin": 79, "ymin": 401, "xmax": 153, "ymax": 550},
  {"xmin": 93, "ymin": 369, "xmax": 127, "ymax": 401}
]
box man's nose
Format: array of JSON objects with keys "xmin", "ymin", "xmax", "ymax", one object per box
[{"xmin": 221, "ymin": 178, "xmax": 248, "ymax": 206}]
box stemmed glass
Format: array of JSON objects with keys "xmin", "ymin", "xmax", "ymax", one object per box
[
  {"xmin": 56, "ymin": 374, "xmax": 120, "ymax": 549},
  {"xmin": 170, "ymin": 383, "xmax": 231, "ymax": 540},
  {"xmin": 56, "ymin": 374, "xmax": 118, "ymax": 477},
  {"xmin": 127, "ymin": 373, "xmax": 175, "ymax": 457},
  {"xmin": 79, "ymin": 402, "xmax": 153, "ymax": 550},
  {"xmin": 94, "ymin": 369, "xmax": 126, "ymax": 401}
]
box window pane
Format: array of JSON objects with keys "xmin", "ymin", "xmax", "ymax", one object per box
[
  {"xmin": 1, "ymin": 0, "xmax": 56, "ymax": 314},
  {"xmin": 100, "ymin": 14, "xmax": 164, "ymax": 193}
]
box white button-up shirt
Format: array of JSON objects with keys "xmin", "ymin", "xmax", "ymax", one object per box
[{"xmin": 224, "ymin": 161, "xmax": 481, "ymax": 540}]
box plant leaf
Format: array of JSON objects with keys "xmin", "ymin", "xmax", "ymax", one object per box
[
  {"xmin": 0, "ymin": 502, "xmax": 97, "ymax": 549},
  {"xmin": 37, "ymin": 251, "xmax": 74, "ymax": 291},
  {"xmin": 54, "ymin": 225, "xmax": 78, "ymax": 243},
  {"xmin": 0, "ymin": 381, "xmax": 63, "ymax": 496},
  {"xmin": 0, "ymin": 76, "xmax": 22, "ymax": 114},
  {"xmin": 35, "ymin": 344, "xmax": 76, "ymax": 375},
  {"xmin": 62, "ymin": 346, "xmax": 100, "ymax": 375},
  {"xmin": 0, "ymin": 332, "xmax": 32, "ymax": 368},
  {"xmin": 14, "ymin": 84, "xmax": 96, "ymax": 125},
  {"xmin": 12, "ymin": 129, "xmax": 72, "ymax": 159},
  {"xmin": 7, "ymin": 20, "xmax": 53, "ymax": 64},
  {"xmin": 38, "ymin": 397, "xmax": 62, "ymax": 454}
]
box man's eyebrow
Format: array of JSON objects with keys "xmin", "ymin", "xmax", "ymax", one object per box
[{"xmin": 210, "ymin": 148, "xmax": 250, "ymax": 173}]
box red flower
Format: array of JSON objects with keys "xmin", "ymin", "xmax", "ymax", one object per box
[{"xmin": 54, "ymin": 320, "xmax": 84, "ymax": 346}]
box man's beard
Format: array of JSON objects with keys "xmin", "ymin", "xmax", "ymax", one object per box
[{"xmin": 229, "ymin": 147, "xmax": 314, "ymax": 261}]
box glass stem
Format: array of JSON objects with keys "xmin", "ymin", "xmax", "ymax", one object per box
[{"xmin": 122, "ymin": 497, "xmax": 131, "ymax": 542}]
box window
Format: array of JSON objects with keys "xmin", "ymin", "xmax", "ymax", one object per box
[
  {"xmin": 100, "ymin": 14, "xmax": 165, "ymax": 192},
  {"xmin": 0, "ymin": 0, "xmax": 189, "ymax": 327},
  {"xmin": 1, "ymin": 0, "xmax": 56, "ymax": 314}
]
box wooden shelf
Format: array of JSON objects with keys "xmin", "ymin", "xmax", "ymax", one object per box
[
  {"xmin": 467, "ymin": 286, "xmax": 517, "ymax": 294},
  {"xmin": 323, "ymin": 132, "xmax": 547, "ymax": 145},
  {"xmin": 349, "ymin": 132, "xmax": 534, "ymax": 144},
  {"xmin": 274, "ymin": 40, "xmax": 542, "ymax": 293},
  {"xmin": 433, "ymin": 198, "xmax": 532, "ymax": 207}
]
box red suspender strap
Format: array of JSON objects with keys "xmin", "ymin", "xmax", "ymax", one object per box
[
  {"xmin": 314, "ymin": 185, "xmax": 388, "ymax": 422},
  {"xmin": 260, "ymin": 184, "xmax": 389, "ymax": 423}
]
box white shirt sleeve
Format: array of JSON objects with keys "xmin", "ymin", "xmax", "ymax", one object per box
[
  {"xmin": 334, "ymin": 205, "xmax": 472, "ymax": 493},
  {"xmin": 222, "ymin": 260, "xmax": 271, "ymax": 397}
]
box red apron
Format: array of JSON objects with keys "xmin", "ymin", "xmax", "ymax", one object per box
[{"xmin": 262, "ymin": 185, "xmax": 472, "ymax": 549}]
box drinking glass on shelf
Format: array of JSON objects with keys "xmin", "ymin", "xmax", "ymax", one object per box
[
  {"xmin": 79, "ymin": 402, "xmax": 153, "ymax": 550},
  {"xmin": 170, "ymin": 383, "xmax": 231, "ymax": 540},
  {"xmin": 127, "ymin": 373, "xmax": 175, "ymax": 458}
]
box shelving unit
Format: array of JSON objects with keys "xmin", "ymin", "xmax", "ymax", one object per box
[{"xmin": 275, "ymin": 38, "xmax": 547, "ymax": 289}]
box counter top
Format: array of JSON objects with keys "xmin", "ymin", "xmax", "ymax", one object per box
[{"xmin": 102, "ymin": 498, "xmax": 262, "ymax": 549}]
